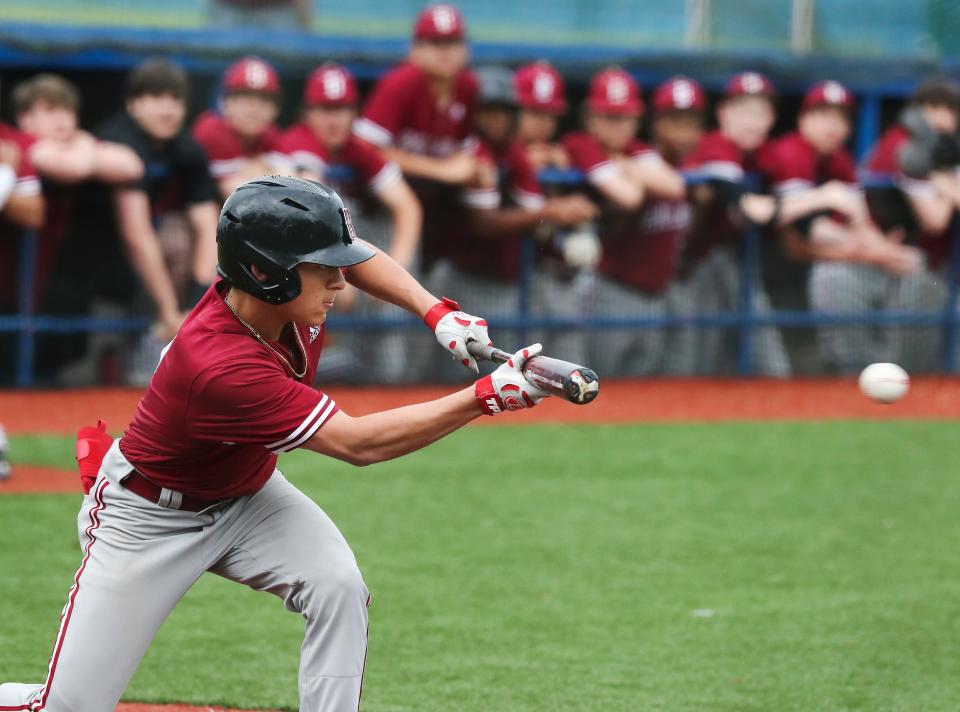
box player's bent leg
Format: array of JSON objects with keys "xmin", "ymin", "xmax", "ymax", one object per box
[
  {"xmin": 1, "ymin": 444, "xmax": 208, "ymax": 712},
  {"xmin": 207, "ymin": 471, "xmax": 369, "ymax": 712}
]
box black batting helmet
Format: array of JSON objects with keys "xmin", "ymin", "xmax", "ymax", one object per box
[{"xmin": 216, "ymin": 176, "xmax": 375, "ymax": 305}]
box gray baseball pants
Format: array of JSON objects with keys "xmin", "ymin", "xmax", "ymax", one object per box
[{"xmin": 0, "ymin": 440, "xmax": 370, "ymax": 712}]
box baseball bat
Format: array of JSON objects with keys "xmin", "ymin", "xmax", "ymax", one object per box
[{"xmin": 467, "ymin": 341, "xmax": 600, "ymax": 405}]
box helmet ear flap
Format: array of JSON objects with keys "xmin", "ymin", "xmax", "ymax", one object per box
[{"xmin": 230, "ymin": 242, "xmax": 302, "ymax": 305}]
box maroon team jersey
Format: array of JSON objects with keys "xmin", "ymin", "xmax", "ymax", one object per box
[
  {"xmin": 759, "ymin": 130, "xmax": 856, "ymax": 194},
  {"xmin": 354, "ymin": 62, "xmax": 477, "ymax": 158},
  {"xmin": 193, "ymin": 110, "xmax": 281, "ymax": 181},
  {"xmin": 0, "ymin": 124, "xmax": 42, "ymax": 308},
  {"xmin": 564, "ymin": 132, "xmax": 689, "ymax": 294},
  {"xmin": 863, "ymin": 124, "xmax": 950, "ymax": 267},
  {"xmin": 681, "ymin": 130, "xmax": 775, "ymax": 261},
  {"xmin": 447, "ymin": 139, "xmax": 545, "ymax": 281},
  {"xmin": 120, "ymin": 281, "xmax": 338, "ymax": 499},
  {"xmin": 273, "ymin": 123, "xmax": 401, "ymax": 194}
]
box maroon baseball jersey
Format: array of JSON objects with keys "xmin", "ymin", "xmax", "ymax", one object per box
[
  {"xmin": 759, "ymin": 130, "xmax": 856, "ymax": 194},
  {"xmin": 681, "ymin": 130, "xmax": 773, "ymax": 260},
  {"xmin": 563, "ymin": 132, "xmax": 689, "ymax": 294},
  {"xmin": 273, "ymin": 123, "xmax": 402, "ymax": 194},
  {"xmin": 0, "ymin": 123, "xmax": 42, "ymax": 308},
  {"xmin": 448, "ymin": 139, "xmax": 545, "ymax": 280},
  {"xmin": 193, "ymin": 110, "xmax": 281, "ymax": 182},
  {"xmin": 120, "ymin": 280, "xmax": 338, "ymax": 499},
  {"xmin": 354, "ymin": 62, "xmax": 477, "ymax": 158},
  {"xmin": 863, "ymin": 123, "xmax": 950, "ymax": 266}
]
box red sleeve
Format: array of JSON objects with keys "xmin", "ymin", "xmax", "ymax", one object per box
[
  {"xmin": 188, "ymin": 358, "xmax": 339, "ymax": 453},
  {"xmin": 683, "ymin": 132, "xmax": 744, "ymax": 180},
  {"xmin": 193, "ymin": 113, "xmax": 245, "ymax": 179},
  {"xmin": 355, "ymin": 66, "xmax": 415, "ymax": 147},
  {"xmin": 828, "ymin": 150, "xmax": 857, "ymax": 184},
  {"xmin": 759, "ymin": 137, "xmax": 816, "ymax": 194},
  {"xmin": 507, "ymin": 142, "xmax": 545, "ymax": 210},
  {"xmin": 562, "ymin": 132, "xmax": 615, "ymax": 179},
  {"xmin": 10, "ymin": 130, "xmax": 39, "ymax": 195},
  {"xmin": 274, "ymin": 126, "xmax": 328, "ymax": 177},
  {"xmin": 344, "ymin": 137, "xmax": 400, "ymax": 193}
]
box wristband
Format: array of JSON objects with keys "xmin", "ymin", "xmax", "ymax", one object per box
[
  {"xmin": 423, "ymin": 296, "xmax": 461, "ymax": 330},
  {"xmin": 474, "ymin": 375, "xmax": 504, "ymax": 416},
  {"xmin": 0, "ymin": 165, "xmax": 15, "ymax": 211}
]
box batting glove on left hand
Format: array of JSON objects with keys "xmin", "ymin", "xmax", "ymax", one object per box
[
  {"xmin": 474, "ymin": 343, "xmax": 550, "ymax": 415},
  {"xmin": 424, "ymin": 297, "xmax": 492, "ymax": 374}
]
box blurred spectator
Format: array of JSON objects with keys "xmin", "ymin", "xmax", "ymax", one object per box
[
  {"xmin": 515, "ymin": 61, "xmax": 570, "ymax": 170},
  {"xmin": 0, "ymin": 77, "xmax": 45, "ymax": 384},
  {"xmin": 354, "ymin": 3, "xmax": 480, "ymax": 270},
  {"xmin": 802, "ymin": 78, "xmax": 960, "ymax": 373},
  {"xmin": 425, "ymin": 66, "xmax": 595, "ymax": 377},
  {"xmin": 650, "ymin": 76, "xmax": 706, "ymax": 166},
  {"xmin": 207, "ymin": 0, "xmax": 311, "ymax": 29},
  {"xmin": 97, "ymin": 59, "xmax": 219, "ymax": 347},
  {"xmin": 274, "ymin": 63, "xmax": 422, "ymax": 270},
  {"xmin": 194, "ymin": 57, "xmax": 282, "ymax": 200},
  {"xmin": 13, "ymin": 74, "xmax": 143, "ymax": 307},
  {"xmin": 679, "ymin": 72, "xmax": 791, "ymax": 376},
  {"xmin": 562, "ymin": 68, "xmax": 687, "ymax": 376}
]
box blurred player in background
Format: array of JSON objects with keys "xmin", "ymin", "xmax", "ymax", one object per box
[
  {"xmin": 0, "ymin": 73, "xmax": 45, "ymax": 386},
  {"xmin": 274, "ymin": 62, "xmax": 423, "ymax": 381},
  {"xmin": 354, "ymin": 3, "xmax": 479, "ymax": 271},
  {"xmin": 650, "ymin": 76, "xmax": 706, "ymax": 166},
  {"xmin": 13, "ymin": 74, "xmax": 144, "ymax": 381},
  {"xmin": 515, "ymin": 61, "xmax": 570, "ymax": 170},
  {"xmin": 427, "ymin": 66, "xmax": 595, "ymax": 378},
  {"xmin": 562, "ymin": 68, "xmax": 687, "ymax": 376},
  {"xmin": 679, "ymin": 72, "xmax": 792, "ymax": 376},
  {"xmin": 808, "ymin": 78, "xmax": 960, "ymax": 372},
  {"xmin": 194, "ymin": 57, "xmax": 282, "ymax": 200}
]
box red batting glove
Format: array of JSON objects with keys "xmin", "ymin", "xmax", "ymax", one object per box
[
  {"xmin": 474, "ymin": 344, "xmax": 550, "ymax": 415},
  {"xmin": 424, "ymin": 297, "xmax": 492, "ymax": 374},
  {"xmin": 76, "ymin": 419, "xmax": 113, "ymax": 494}
]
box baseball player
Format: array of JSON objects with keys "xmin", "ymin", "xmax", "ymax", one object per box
[
  {"xmin": 0, "ymin": 176, "xmax": 549, "ymax": 711},
  {"xmin": 561, "ymin": 68, "xmax": 688, "ymax": 376},
  {"xmin": 679, "ymin": 72, "xmax": 792, "ymax": 376},
  {"xmin": 426, "ymin": 66, "xmax": 596, "ymax": 379},
  {"xmin": 762, "ymin": 80, "xmax": 932, "ymax": 373},
  {"xmin": 514, "ymin": 61, "xmax": 570, "ymax": 170},
  {"xmin": 194, "ymin": 57, "xmax": 283, "ymax": 200},
  {"xmin": 353, "ymin": 3, "xmax": 479, "ymax": 269}
]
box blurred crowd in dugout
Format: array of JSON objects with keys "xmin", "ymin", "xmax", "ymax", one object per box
[{"xmin": 3, "ymin": 2, "xmax": 960, "ymax": 388}]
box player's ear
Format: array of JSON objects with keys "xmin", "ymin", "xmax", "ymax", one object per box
[{"xmin": 250, "ymin": 264, "xmax": 269, "ymax": 282}]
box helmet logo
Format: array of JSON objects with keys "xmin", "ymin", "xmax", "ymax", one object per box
[
  {"xmin": 245, "ymin": 61, "xmax": 270, "ymax": 89},
  {"xmin": 432, "ymin": 5, "xmax": 457, "ymax": 33},
  {"xmin": 340, "ymin": 207, "xmax": 358, "ymax": 244},
  {"xmin": 823, "ymin": 81, "xmax": 846, "ymax": 104},
  {"xmin": 533, "ymin": 73, "xmax": 555, "ymax": 101},
  {"xmin": 323, "ymin": 70, "xmax": 347, "ymax": 100},
  {"xmin": 606, "ymin": 76, "xmax": 629, "ymax": 104},
  {"xmin": 673, "ymin": 80, "xmax": 695, "ymax": 109}
]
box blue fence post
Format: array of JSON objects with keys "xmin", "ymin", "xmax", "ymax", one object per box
[
  {"xmin": 517, "ymin": 236, "xmax": 535, "ymax": 347},
  {"xmin": 943, "ymin": 217, "xmax": 960, "ymax": 373},
  {"xmin": 854, "ymin": 94, "xmax": 882, "ymax": 163},
  {"xmin": 735, "ymin": 224, "xmax": 761, "ymax": 376},
  {"xmin": 15, "ymin": 230, "xmax": 38, "ymax": 387}
]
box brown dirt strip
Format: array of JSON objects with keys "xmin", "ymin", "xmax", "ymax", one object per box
[
  {"xmin": 0, "ymin": 466, "xmax": 80, "ymax": 494},
  {"xmin": 1, "ymin": 378, "xmax": 959, "ymax": 437}
]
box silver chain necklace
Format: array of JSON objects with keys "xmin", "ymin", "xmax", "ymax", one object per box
[{"xmin": 223, "ymin": 292, "xmax": 308, "ymax": 379}]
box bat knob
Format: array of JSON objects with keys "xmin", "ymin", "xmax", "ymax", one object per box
[{"xmin": 563, "ymin": 368, "xmax": 599, "ymax": 405}]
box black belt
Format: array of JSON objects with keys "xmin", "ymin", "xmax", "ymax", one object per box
[{"xmin": 122, "ymin": 470, "xmax": 224, "ymax": 513}]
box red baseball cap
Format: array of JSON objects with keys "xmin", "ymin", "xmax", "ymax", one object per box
[
  {"xmin": 515, "ymin": 61, "xmax": 567, "ymax": 114},
  {"xmin": 725, "ymin": 71, "xmax": 775, "ymax": 99},
  {"xmin": 653, "ymin": 76, "xmax": 706, "ymax": 113},
  {"xmin": 586, "ymin": 68, "xmax": 643, "ymax": 116},
  {"xmin": 223, "ymin": 57, "xmax": 280, "ymax": 96},
  {"xmin": 802, "ymin": 80, "xmax": 855, "ymax": 112},
  {"xmin": 413, "ymin": 4, "xmax": 466, "ymax": 41},
  {"xmin": 304, "ymin": 64, "xmax": 359, "ymax": 107}
]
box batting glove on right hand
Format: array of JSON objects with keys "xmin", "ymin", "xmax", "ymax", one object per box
[{"xmin": 474, "ymin": 343, "xmax": 551, "ymax": 415}]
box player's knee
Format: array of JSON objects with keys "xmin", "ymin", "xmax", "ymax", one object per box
[{"xmin": 301, "ymin": 558, "xmax": 368, "ymax": 613}]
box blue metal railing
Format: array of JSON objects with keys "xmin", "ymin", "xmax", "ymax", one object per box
[{"xmin": 5, "ymin": 170, "xmax": 959, "ymax": 386}]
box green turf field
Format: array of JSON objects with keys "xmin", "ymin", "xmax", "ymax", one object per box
[{"xmin": 2, "ymin": 422, "xmax": 959, "ymax": 711}]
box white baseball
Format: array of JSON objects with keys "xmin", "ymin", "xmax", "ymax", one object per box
[{"xmin": 858, "ymin": 362, "xmax": 910, "ymax": 403}]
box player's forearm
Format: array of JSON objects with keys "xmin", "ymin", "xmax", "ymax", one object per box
[
  {"xmin": 345, "ymin": 241, "xmax": 437, "ymax": 318},
  {"xmin": 383, "ymin": 148, "xmax": 454, "ymax": 183},
  {"xmin": 187, "ymin": 201, "xmax": 220, "ymax": 285},
  {"xmin": 30, "ymin": 136, "xmax": 96, "ymax": 183},
  {"xmin": 114, "ymin": 192, "xmax": 180, "ymax": 318},
  {"xmin": 307, "ymin": 387, "xmax": 480, "ymax": 466},
  {"xmin": 469, "ymin": 206, "xmax": 541, "ymax": 239},
  {"xmin": 2, "ymin": 193, "xmax": 44, "ymax": 230},
  {"xmin": 92, "ymin": 141, "xmax": 144, "ymax": 184},
  {"xmin": 383, "ymin": 183, "xmax": 422, "ymax": 269}
]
